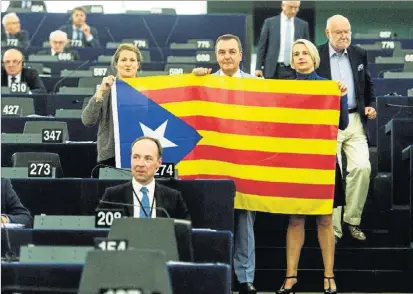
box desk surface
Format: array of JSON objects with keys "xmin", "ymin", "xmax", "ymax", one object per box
[
  {"xmin": 385, "ymin": 118, "xmax": 413, "ymax": 134},
  {"xmin": 10, "ymin": 178, "xmax": 235, "ymax": 232},
  {"xmin": 402, "ymin": 145, "xmax": 412, "ymax": 160}
]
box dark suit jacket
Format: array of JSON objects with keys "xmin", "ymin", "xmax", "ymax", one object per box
[
  {"xmin": 316, "ymin": 42, "xmax": 376, "ymax": 141},
  {"xmin": 58, "ymin": 24, "xmax": 100, "ymax": 48},
  {"xmin": 1, "ymin": 67, "xmax": 46, "ymax": 93},
  {"xmin": 98, "ymin": 181, "xmax": 190, "ymax": 220},
  {"xmin": 1, "ymin": 178, "xmax": 33, "ymax": 227},
  {"xmin": 1, "ymin": 30, "xmax": 30, "ymax": 50},
  {"xmin": 36, "ymin": 48, "xmax": 80, "ymax": 60},
  {"xmin": 256, "ymin": 14, "xmax": 310, "ymax": 78}
]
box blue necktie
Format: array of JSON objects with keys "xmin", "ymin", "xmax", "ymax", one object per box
[
  {"xmin": 77, "ymin": 29, "xmax": 83, "ymax": 41},
  {"xmin": 140, "ymin": 187, "xmax": 150, "ymax": 218},
  {"xmin": 284, "ymin": 19, "xmax": 292, "ymax": 66}
]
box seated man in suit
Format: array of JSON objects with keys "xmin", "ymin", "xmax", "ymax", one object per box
[
  {"xmin": 37, "ymin": 30, "xmax": 80, "ymax": 60},
  {"xmin": 1, "ymin": 13, "xmax": 30, "ymax": 50},
  {"xmin": 7, "ymin": 0, "xmax": 47, "ymax": 12},
  {"xmin": 59, "ymin": 6, "xmax": 100, "ymax": 48},
  {"xmin": 97, "ymin": 136, "xmax": 190, "ymax": 220},
  {"xmin": 1, "ymin": 48, "xmax": 46, "ymax": 93},
  {"xmin": 1, "ymin": 178, "xmax": 33, "ymax": 228}
]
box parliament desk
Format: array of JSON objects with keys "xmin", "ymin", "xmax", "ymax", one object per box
[
  {"xmin": 354, "ymin": 38, "xmax": 413, "ymax": 49},
  {"xmin": 10, "ymin": 178, "xmax": 235, "ymax": 232},
  {"xmin": 2, "ymin": 143, "xmax": 97, "ymax": 178},
  {"xmin": 376, "ymin": 96, "xmax": 413, "ymax": 171},
  {"xmin": 1, "ymin": 228, "xmax": 232, "ymax": 266},
  {"xmin": 2, "ymin": 116, "xmax": 97, "ymax": 142},
  {"xmin": 1, "ymin": 262, "xmax": 232, "ymax": 294},
  {"xmin": 373, "ymin": 78, "xmax": 413, "ymax": 96},
  {"xmin": 385, "ymin": 119, "xmax": 413, "ymax": 205}
]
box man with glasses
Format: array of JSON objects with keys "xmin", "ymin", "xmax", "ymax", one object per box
[
  {"xmin": 37, "ymin": 30, "xmax": 80, "ymax": 60},
  {"xmin": 255, "ymin": 1, "xmax": 309, "ymax": 79},
  {"xmin": 1, "ymin": 13, "xmax": 30, "ymax": 50},
  {"xmin": 1, "ymin": 48, "xmax": 46, "ymax": 93},
  {"xmin": 316, "ymin": 15, "xmax": 376, "ymax": 243}
]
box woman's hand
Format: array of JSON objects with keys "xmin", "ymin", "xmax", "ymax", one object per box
[
  {"xmin": 96, "ymin": 75, "xmax": 116, "ymax": 101},
  {"xmin": 337, "ymin": 81, "xmax": 348, "ymax": 96}
]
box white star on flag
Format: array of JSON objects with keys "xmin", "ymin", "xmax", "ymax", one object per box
[{"xmin": 139, "ymin": 120, "xmax": 178, "ymax": 148}]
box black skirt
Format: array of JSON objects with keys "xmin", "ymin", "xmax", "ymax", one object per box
[{"xmin": 333, "ymin": 161, "xmax": 346, "ymax": 208}]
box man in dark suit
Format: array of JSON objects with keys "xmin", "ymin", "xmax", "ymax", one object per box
[
  {"xmin": 1, "ymin": 178, "xmax": 33, "ymax": 228},
  {"xmin": 59, "ymin": 6, "xmax": 100, "ymax": 48},
  {"xmin": 316, "ymin": 15, "xmax": 376, "ymax": 243},
  {"xmin": 36, "ymin": 30, "xmax": 80, "ymax": 60},
  {"xmin": 98, "ymin": 136, "xmax": 190, "ymax": 220},
  {"xmin": 1, "ymin": 48, "xmax": 46, "ymax": 93},
  {"xmin": 7, "ymin": 0, "xmax": 47, "ymax": 12},
  {"xmin": 1, "ymin": 13, "xmax": 30, "ymax": 50},
  {"xmin": 255, "ymin": 1, "xmax": 309, "ymax": 79}
]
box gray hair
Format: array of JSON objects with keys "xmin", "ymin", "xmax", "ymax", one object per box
[
  {"xmin": 282, "ymin": 1, "xmax": 301, "ymax": 5},
  {"xmin": 49, "ymin": 30, "xmax": 68, "ymax": 41},
  {"xmin": 326, "ymin": 15, "xmax": 351, "ymax": 30},
  {"xmin": 2, "ymin": 13, "xmax": 19, "ymax": 26}
]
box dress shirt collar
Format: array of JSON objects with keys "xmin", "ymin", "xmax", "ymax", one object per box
[
  {"xmin": 329, "ymin": 42, "xmax": 348, "ymax": 58},
  {"xmin": 219, "ymin": 68, "xmax": 242, "ymax": 78},
  {"xmin": 132, "ymin": 177, "xmax": 155, "ymax": 196}
]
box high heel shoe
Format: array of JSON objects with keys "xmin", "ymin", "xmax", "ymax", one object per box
[
  {"xmin": 276, "ymin": 276, "xmax": 297, "ymax": 294},
  {"xmin": 324, "ymin": 276, "xmax": 338, "ymax": 294}
]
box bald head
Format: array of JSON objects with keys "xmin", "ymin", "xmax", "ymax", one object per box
[
  {"xmin": 49, "ymin": 30, "xmax": 68, "ymax": 53},
  {"xmin": 2, "ymin": 13, "xmax": 21, "ymax": 35},
  {"xmin": 3, "ymin": 49, "xmax": 24, "ymax": 76},
  {"xmin": 325, "ymin": 15, "xmax": 352, "ymax": 52}
]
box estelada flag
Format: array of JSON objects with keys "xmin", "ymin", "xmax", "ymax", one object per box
[{"xmin": 112, "ymin": 74, "xmax": 341, "ymax": 215}]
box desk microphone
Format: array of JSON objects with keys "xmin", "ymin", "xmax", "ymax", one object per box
[
  {"xmin": 1, "ymin": 218, "xmax": 19, "ymax": 262},
  {"xmin": 105, "ymin": 27, "xmax": 116, "ymax": 43},
  {"xmin": 98, "ymin": 199, "xmax": 171, "ymax": 219},
  {"xmin": 385, "ymin": 103, "xmax": 413, "ymax": 109},
  {"xmin": 52, "ymin": 59, "xmax": 91, "ymax": 94}
]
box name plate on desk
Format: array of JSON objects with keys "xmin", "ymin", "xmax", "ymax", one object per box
[
  {"xmin": 133, "ymin": 39, "xmax": 148, "ymax": 49},
  {"xmin": 42, "ymin": 129, "xmax": 63, "ymax": 143},
  {"xmin": 71, "ymin": 39, "xmax": 83, "ymax": 47},
  {"xmin": 58, "ymin": 52, "xmax": 72, "ymax": 61},
  {"xmin": 94, "ymin": 238, "xmax": 128, "ymax": 251},
  {"xmin": 196, "ymin": 40, "xmax": 213, "ymax": 49},
  {"xmin": 31, "ymin": 5, "xmax": 44, "ymax": 12},
  {"xmin": 93, "ymin": 67, "xmax": 108, "ymax": 77},
  {"xmin": 28, "ymin": 162, "xmax": 53, "ymax": 178},
  {"xmin": 10, "ymin": 82, "xmax": 28, "ymax": 94},
  {"xmin": 95, "ymin": 209, "xmax": 124, "ymax": 228},
  {"xmin": 6, "ymin": 39, "xmax": 19, "ymax": 47},
  {"xmin": 2, "ymin": 104, "xmax": 20, "ymax": 116},
  {"xmin": 155, "ymin": 163, "xmax": 175, "ymax": 178},
  {"xmin": 100, "ymin": 289, "xmax": 145, "ymax": 294}
]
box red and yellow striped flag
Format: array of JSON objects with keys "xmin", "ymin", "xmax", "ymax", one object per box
[{"xmin": 124, "ymin": 74, "xmax": 340, "ymax": 215}]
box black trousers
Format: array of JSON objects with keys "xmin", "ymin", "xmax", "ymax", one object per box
[{"xmin": 268, "ymin": 64, "xmax": 296, "ymax": 80}]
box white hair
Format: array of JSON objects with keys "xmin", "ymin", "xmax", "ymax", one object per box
[
  {"xmin": 49, "ymin": 30, "xmax": 68, "ymax": 41},
  {"xmin": 282, "ymin": 1, "xmax": 301, "ymax": 5},
  {"xmin": 326, "ymin": 15, "xmax": 351, "ymax": 30},
  {"xmin": 2, "ymin": 13, "xmax": 19, "ymax": 26}
]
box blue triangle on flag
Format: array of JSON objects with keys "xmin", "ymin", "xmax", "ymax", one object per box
[{"xmin": 115, "ymin": 80, "xmax": 202, "ymax": 168}]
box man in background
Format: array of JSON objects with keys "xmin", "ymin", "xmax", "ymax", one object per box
[
  {"xmin": 59, "ymin": 6, "xmax": 100, "ymax": 48},
  {"xmin": 1, "ymin": 48, "xmax": 46, "ymax": 93},
  {"xmin": 1, "ymin": 177, "xmax": 33, "ymax": 228},
  {"xmin": 37, "ymin": 30, "xmax": 80, "ymax": 60},
  {"xmin": 7, "ymin": 0, "xmax": 47, "ymax": 12},
  {"xmin": 1, "ymin": 13, "xmax": 30, "ymax": 50},
  {"xmin": 255, "ymin": 1, "xmax": 309, "ymax": 79}
]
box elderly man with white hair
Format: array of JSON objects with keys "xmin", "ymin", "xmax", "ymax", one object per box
[
  {"xmin": 316, "ymin": 15, "xmax": 376, "ymax": 244},
  {"xmin": 255, "ymin": 1, "xmax": 310, "ymax": 79},
  {"xmin": 1, "ymin": 12, "xmax": 30, "ymax": 50},
  {"xmin": 37, "ymin": 30, "xmax": 80, "ymax": 60}
]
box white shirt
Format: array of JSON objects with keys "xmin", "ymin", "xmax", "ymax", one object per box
[
  {"xmin": 278, "ymin": 12, "xmax": 295, "ymax": 63},
  {"xmin": 132, "ymin": 178, "xmax": 156, "ymax": 218},
  {"xmin": 219, "ymin": 69, "xmax": 242, "ymax": 78},
  {"xmin": 8, "ymin": 73, "xmax": 22, "ymax": 87}
]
